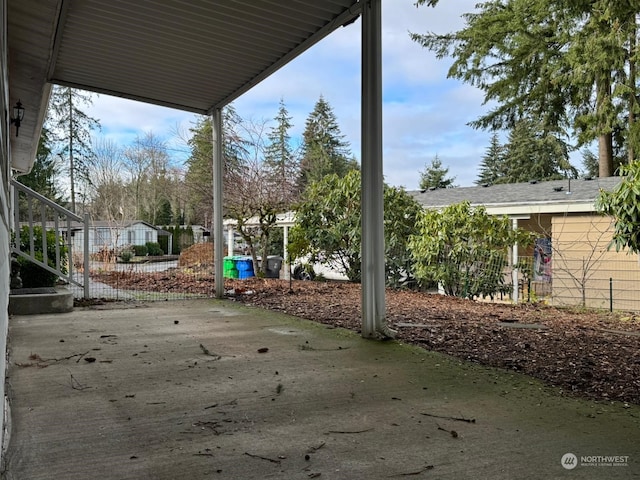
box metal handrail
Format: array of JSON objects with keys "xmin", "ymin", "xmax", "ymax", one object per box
[{"xmin": 10, "ymin": 179, "xmax": 90, "ymax": 298}]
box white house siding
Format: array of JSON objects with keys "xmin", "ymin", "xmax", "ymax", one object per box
[
  {"xmin": 128, "ymin": 223, "xmax": 157, "ymax": 246},
  {"xmin": 72, "ymin": 222, "xmax": 159, "ymax": 255},
  {"xmin": 551, "ymin": 214, "xmax": 640, "ymax": 311},
  {"xmin": 1, "ymin": 0, "xmax": 11, "ymax": 453}
]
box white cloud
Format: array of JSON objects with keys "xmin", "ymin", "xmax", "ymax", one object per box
[{"xmin": 87, "ymin": 0, "xmax": 484, "ymax": 187}]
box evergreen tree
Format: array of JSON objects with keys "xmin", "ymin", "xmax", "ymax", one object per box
[
  {"xmin": 476, "ymin": 133, "xmax": 506, "ymax": 185},
  {"xmin": 501, "ymin": 121, "xmax": 538, "ymax": 183},
  {"xmin": 47, "ymin": 86, "xmax": 100, "ymax": 213},
  {"xmin": 299, "ymin": 95, "xmax": 358, "ymax": 190},
  {"xmin": 581, "ymin": 149, "xmax": 599, "ymax": 179},
  {"xmin": 499, "ymin": 119, "xmax": 577, "ymax": 184},
  {"xmin": 413, "ymin": 0, "xmax": 640, "ymax": 177},
  {"xmin": 263, "ymin": 98, "xmax": 299, "ymax": 205},
  {"xmin": 581, "ymin": 147, "xmax": 625, "ymax": 178},
  {"xmin": 18, "ymin": 127, "xmax": 62, "ymax": 202},
  {"xmin": 418, "ymin": 155, "xmax": 456, "ymax": 190},
  {"xmin": 183, "ymin": 105, "xmax": 248, "ymax": 226},
  {"xmin": 156, "ymin": 198, "xmax": 173, "ymax": 225}
]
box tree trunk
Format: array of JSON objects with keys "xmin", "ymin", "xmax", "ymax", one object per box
[
  {"xmin": 260, "ymin": 232, "xmax": 269, "ymax": 276},
  {"xmin": 596, "ymin": 75, "xmax": 614, "ymax": 177},
  {"xmin": 629, "ymin": 22, "xmax": 637, "ymax": 164},
  {"xmin": 598, "ymin": 133, "xmax": 614, "ymax": 177}
]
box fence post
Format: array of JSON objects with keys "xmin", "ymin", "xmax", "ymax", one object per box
[
  {"xmin": 511, "ymin": 218, "xmax": 519, "ymax": 304},
  {"xmin": 84, "ymin": 213, "xmax": 90, "ymax": 299},
  {"xmin": 609, "ymin": 277, "xmax": 613, "ymax": 312}
]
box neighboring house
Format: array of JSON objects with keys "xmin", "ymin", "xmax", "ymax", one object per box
[
  {"xmin": 410, "ymin": 177, "xmax": 640, "ymax": 311},
  {"xmin": 191, "ymin": 225, "xmax": 207, "ymax": 244},
  {"xmin": 72, "ymin": 220, "xmax": 166, "ymax": 255}
]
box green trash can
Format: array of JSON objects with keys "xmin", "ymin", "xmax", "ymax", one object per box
[{"xmin": 223, "ymin": 256, "xmax": 239, "ymax": 279}]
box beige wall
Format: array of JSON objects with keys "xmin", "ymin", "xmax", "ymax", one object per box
[
  {"xmin": 551, "ymin": 214, "xmax": 640, "ymax": 311},
  {"xmin": 518, "ymin": 213, "xmax": 552, "ymax": 257}
]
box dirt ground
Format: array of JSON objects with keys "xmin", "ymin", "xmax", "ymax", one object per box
[{"xmin": 89, "ymin": 272, "xmax": 640, "ymax": 406}]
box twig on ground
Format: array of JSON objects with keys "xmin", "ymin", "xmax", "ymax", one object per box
[
  {"xmin": 325, "ymin": 428, "xmax": 373, "ymax": 434},
  {"xmin": 420, "ymin": 412, "xmax": 475, "ymax": 423},
  {"xmin": 28, "ymin": 351, "xmax": 90, "ymax": 364},
  {"xmin": 388, "ymin": 465, "xmax": 435, "ymax": 477},
  {"xmin": 68, "ymin": 372, "xmax": 90, "ymax": 391},
  {"xmin": 244, "ymin": 452, "xmax": 281, "ymax": 464},
  {"xmin": 199, "ymin": 344, "xmax": 221, "ymax": 360}
]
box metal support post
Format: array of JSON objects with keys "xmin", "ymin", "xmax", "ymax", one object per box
[
  {"xmin": 361, "ymin": 0, "xmax": 390, "ymax": 338},
  {"xmin": 212, "ymin": 108, "xmax": 224, "ymax": 298},
  {"xmin": 512, "ymin": 218, "xmax": 519, "ymax": 304},
  {"xmin": 83, "ymin": 213, "xmax": 90, "ymax": 299}
]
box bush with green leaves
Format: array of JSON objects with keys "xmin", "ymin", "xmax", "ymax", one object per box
[
  {"xmin": 408, "ymin": 202, "xmax": 533, "ymax": 299},
  {"xmin": 133, "ymin": 244, "xmax": 148, "ymax": 256},
  {"xmin": 15, "ymin": 226, "xmax": 68, "ymax": 288},
  {"xmin": 289, "ymin": 170, "xmax": 422, "ymax": 286},
  {"xmin": 145, "ymin": 242, "xmax": 164, "ymax": 256},
  {"xmin": 596, "ymin": 161, "xmax": 640, "ymax": 253},
  {"xmin": 119, "ymin": 250, "xmax": 134, "ymax": 263}
]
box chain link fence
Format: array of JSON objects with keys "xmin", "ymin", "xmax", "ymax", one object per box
[
  {"xmin": 68, "ymin": 246, "xmax": 639, "ymax": 312},
  {"xmin": 72, "ymin": 226, "xmax": 215, "ymax": 300},
  {"xmin": 445, "ymin": 253, "xmax": 640, "ymax": 312}
]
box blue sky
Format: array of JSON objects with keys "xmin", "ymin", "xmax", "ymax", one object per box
[{"xmin": 87, "ymin": 0, "xmax": 489, "ymax": 189}]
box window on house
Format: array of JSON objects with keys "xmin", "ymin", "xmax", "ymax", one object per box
[
  {"xmin": 128, "ymin": 230, "xmax": 135, "ymax": 244},
  {"xmin": 145, "ymin": 231, "xmax": 152, "ymax": 243},
  {"xmin": 96, "ymin": 228, "xmax": 112, "ymax": 245}
]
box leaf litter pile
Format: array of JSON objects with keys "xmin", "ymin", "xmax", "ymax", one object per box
[{"xmin": 92, "ymin": 272, "xmax": 640, "ymax": 405}]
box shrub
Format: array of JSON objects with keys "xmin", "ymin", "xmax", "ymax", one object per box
[
  {"xmin": 92, "ymin": 245, "xmax": 117, "ymax": 263},
  {"xmin": 291, "ymin": 170, "xmax": 422, "ymax": 286},
  {"xmin": 15, "ymin": 226, "xmax": 68, "ymax": 288},
  {"xmin": 119, "ymin": 250, "xmax": 134, "ymax": 263},
  {"xmin": 409, "ymin": 202, "xmax": 533, "ymax": 299},
  {"xmin": 145, "ymin": 242, "xmax": 164, "ymax": 256},
  {"xmin": 133, "ymin": 244, "xmax": 148, "ymax": 256}
]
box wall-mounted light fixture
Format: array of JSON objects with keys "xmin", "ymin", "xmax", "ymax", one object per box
[{"xmin": 10, "ymin": 100, "xmax": 25, "ymax": 137}]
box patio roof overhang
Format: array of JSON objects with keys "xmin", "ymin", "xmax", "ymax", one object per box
[
  {"xmin": 7, "ymin": 0, "xmax": 387, "ymax": 338},
  {"xmin": 7, "ymin": 0, "xmax": 362, "ymax": 173}
]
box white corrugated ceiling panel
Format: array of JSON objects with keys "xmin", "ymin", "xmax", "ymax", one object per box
[
  {"xmin": 51, "ymin": 0, "xmax": 361, "ymax": 113},
  {"xmin": 7, "ymin": 0, "xmax": 361, "ymax": 171}
]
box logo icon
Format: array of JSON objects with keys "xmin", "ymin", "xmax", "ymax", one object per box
[{"xmin": 561, "ymin": 453, "xmax": 578, "ymax": 470}]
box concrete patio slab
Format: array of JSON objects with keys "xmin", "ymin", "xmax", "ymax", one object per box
[{"xmin": 3, "ymin": 300, "xmax": 639, "ymax": 479}]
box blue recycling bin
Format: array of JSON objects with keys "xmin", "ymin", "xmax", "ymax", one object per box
[{"xmin": 235, "ymin": 256, "xmax": 254, "ymax": 279}]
